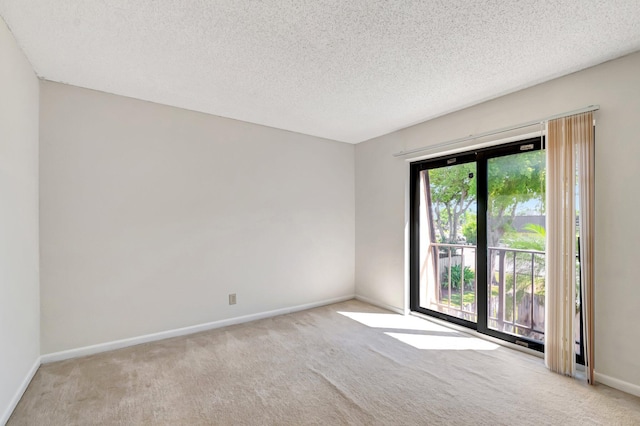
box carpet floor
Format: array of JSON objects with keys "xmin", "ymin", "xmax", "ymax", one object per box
[{"xmin": 8, "ymin": 300, "xmax": 640, "ymax": 425}]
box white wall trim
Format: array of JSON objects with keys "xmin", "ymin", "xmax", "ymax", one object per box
[
  {"xmin": 41, "ymin": 294, "xmax": 355, "ymax": 364},
  {"xmin": 595, "ymin": 372, "xmax": 640, "ymax": 398},
  {"xmin": 355, "ymin": 294, "xmax": 405, "ymax": 315},
  {"xmin": 1, "ymin": 356, "xmax": 41, "ymax": 426}
]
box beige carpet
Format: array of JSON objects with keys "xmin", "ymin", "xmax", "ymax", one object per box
[{"xmin": 9, "ymin": 300, "xmax": 640, "ymax": 425}]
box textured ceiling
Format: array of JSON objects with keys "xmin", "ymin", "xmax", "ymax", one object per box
[{"xmin": 2, "ymin": 1, "xmax": 640, "ymax": 143}]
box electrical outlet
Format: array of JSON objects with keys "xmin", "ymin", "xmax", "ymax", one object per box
[{"xmin": 229, "ymin": 293, "xmax": 237, "ymax": 305}]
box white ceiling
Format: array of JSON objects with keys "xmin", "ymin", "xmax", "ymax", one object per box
[{"xmin": 2, "ymin": 1, "xmax": 640, "ymax": 143}]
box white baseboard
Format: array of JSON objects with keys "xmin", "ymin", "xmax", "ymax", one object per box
[
  {"xmin": 355, "ymin": 294, "xmax": 405, "ymax": 315},
  {"xmin": 41, "ymin": 294, "xmax": 355, "ymax": 364},
  {"xmin": 595, "ymin": 372, "xmax": 640, "ymax": 398},
  {"xmin": 1, "ymin": 356, "xmax": 41, "ymax": 426}
]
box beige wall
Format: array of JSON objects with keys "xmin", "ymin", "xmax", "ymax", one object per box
[
  {"xmin": 356, "ymin": 52, "xmax": 640, "ymax": 390},
  {"xmin": 0, "ymin": 17, "xmax": 40, "ymax": 422},
  {"xmin": 40, "ymin": 81, "xmax": 355, "ymax": 354}
]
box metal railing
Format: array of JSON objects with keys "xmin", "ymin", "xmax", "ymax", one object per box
[
  {"xmin": 432, "ymin": 243, "xmax": 477, "ymax": 321},
  {"xmin": 430, "ymin": 243, "xmax": 545, "ymax": 340},
  {"xmin": 487, "ymin": 246, "xmax": 545, "ymax": 341}
]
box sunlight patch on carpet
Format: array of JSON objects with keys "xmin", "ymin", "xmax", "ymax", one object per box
[
  {"xmin": 337, "ymin": 311, "xmax": 498, "ymax": 351},
  {"xmin": 385, "ymin": 332, "xmax": 500, "ymax": 351},
  {"xmin": 337, "ymin": 311, "xmax": 457, "ymax": 333}
]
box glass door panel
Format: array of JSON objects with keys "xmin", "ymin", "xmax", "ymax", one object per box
[
  {"xmin": 417, "ymin": 159, "xmax": 477, "ymax": 323},
  {"xmin": 486, "ymin": 149, "xmax": 546, "ymax": 342}
]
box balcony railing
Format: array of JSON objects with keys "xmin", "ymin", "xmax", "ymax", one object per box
[
  {"xmin": 487, "ymin": 246, "xmax": 545, "ymax": 341},
  {"xmin": 432, "ymin": 243, "xmax": 477, "ymax": 321},
  {"xmin": 431, "ymin": 243, "xmax": 545, "ymax": 341}
]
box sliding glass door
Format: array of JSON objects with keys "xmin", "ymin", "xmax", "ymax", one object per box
[
  {"xmin": 412, "ymin": 153, "xmax": 478, "ymax": 326},
  {"xmin": 480, "ymin": 142, "xmax": 546, "ymax": 349},
  {"xmin": 411, "ymin": 138, "xmax": 548, "ymax": 350}
]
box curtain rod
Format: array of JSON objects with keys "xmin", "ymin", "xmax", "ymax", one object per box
[{"xmin": 392, "ymin": 105, "xmax": 600, "ymax": 158}]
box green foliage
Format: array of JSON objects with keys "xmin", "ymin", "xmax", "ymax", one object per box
[
  {"xmin": 428, "ymin": 163, "xmax": 476, "ymax": 243},
  {"xmin": 502, "ymin": 232, "xmax": 545, "ymax": 252},
  {"xmin": 523, "ymin": 223, "xmax": 546, "ymax": 236},
  {"xmin": 426, "ymin": 150, "xmax": 545, "ymax": 247},
  {"xmin": 503, "ymin": 223, "xmax": 546, "ymax": 251},
  {"xmin": 441, "ymin": 292, "xmax": 476, "ymax": 308},
  {"xmin": 500, "ymin": 224, "xmax": 546, "ymax": 289},
  {"xmin": 502, "ymin": 272, "xmax": 545, "ymax": 295},
  {"xmin": 486, "ymin": 150, "xmax": 546, "ymax": 246},
  {"xmin": 442, "ymin": 264, "xmax": 475, "ymax": 291},
  {"xmin": 490, "ymin": 276, "xmax": 545, "ymax": 321},
  {"xmin": 461, "ymin": 212, "xmax": 477, "ymax": 245}
]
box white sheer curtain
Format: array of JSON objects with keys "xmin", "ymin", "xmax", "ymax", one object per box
[
  {"xmin": 545, "ymin": 111, "xmax": 594, "ymax": 379},
  {"xmin": 576, "ymin": 114, "xmax": 595, "ymax": 384}
]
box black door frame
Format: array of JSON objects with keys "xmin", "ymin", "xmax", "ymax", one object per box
[{"xmin": 409, "ymin": 138, "xmax": 546, "ymax": 352}]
